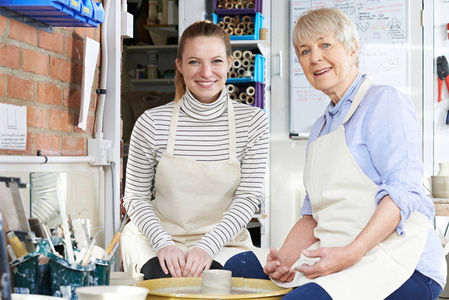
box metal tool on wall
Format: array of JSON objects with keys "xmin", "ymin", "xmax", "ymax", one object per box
[{"xmin": 437, "ymin": 55, "xmax": 449, "ymax": 102}]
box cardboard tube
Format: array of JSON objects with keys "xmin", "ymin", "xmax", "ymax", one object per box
[
  {"xmin": 246, "ymin": 96, "xmax": 255, "ymax": 105},
  {"xmin": 237, "ymin": 67, "xmax": 246, "ymax": 76},
  {"xmin": 242, "ymin": 15, "xmax": 252, "ymax": 24},
  {"xmin": 228, "ymin": 71, "xmax": 237, "ymax": 78},
  {"xmin": 233, "ymin": 50, "xmax": 242, "ymax": 59},
  {"xmin": 227, "ymin": 84, "xmax": 239, "ymax": 94},
  {"xmin": 237, "ymin": 23, "xmax": 246, "ymax": 30},
  {"xmin": 243, "ymin": 50, "xmax": 253, "ymax": 59},
  {"xmin": 234, "ymin": 28, "xmax": 244, "ymax": 36},
  {"xmin": 246, "ymin": 86, "xmax": 256, "ymax": 96},
  {"xmin": 229, "ymin": 93, "xmax": 237, "ymax": 100},
  {"xmin": 239, "ymin": 92, "xmax": 248, "ymax": 101},
  {"xmin": 223, "ymin": 16, "xmax": 232, "ymax": 24},
  {"xmin": 242, "ymin": 58, "xmax": 251, "ymax": 68},
  {"xmin": 243, "ymin": 70, "xmax": 252, "ymax": 78},
  {"xmin": 232, "ymin": 59, "xmax": 242, "ymax": 69}
]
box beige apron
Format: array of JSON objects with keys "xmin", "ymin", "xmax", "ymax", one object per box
[
  {"xmin": 274, "ymin": 78, "xmax": 431, "ymax": 300},
  {"xmin": 121, "ymin": 98, "xmax": 266, "ymax": 272}
]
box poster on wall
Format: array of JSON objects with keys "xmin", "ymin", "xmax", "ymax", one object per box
[
  {"xmin": 289, "ymin": 0, "xmax": 408, "ymax": 138},
  {"xmin": 0, "ymin": 103, "xmax": 27, "ymax": 150}
]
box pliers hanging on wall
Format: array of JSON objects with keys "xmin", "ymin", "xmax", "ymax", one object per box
[{"xmin": 437, "ymin": 55, "xmax": 449, "ymax": 103}]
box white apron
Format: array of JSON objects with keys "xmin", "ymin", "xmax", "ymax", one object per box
[
  {"xmin": 121, "ymin": 98, "xmax": 267, "ymax": 272},
  {"xmin": 274, "ymin": 78, "xmax": 431, "ymax": 300}
]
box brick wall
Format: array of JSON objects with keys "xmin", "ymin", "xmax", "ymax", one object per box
[{"xmin": 0, "ymin": 15, "xmax": 101, "ymax": 156}]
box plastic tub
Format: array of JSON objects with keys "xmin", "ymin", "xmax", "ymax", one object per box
[
  {"xmin": 212, "ymin": 13, "xmax": 263, "ymax": 40},
  {"xmin": 0, "ymin": 0, "xmax": 104, "ymax": 27},
  {"xmin": 214, "ymin": 0, "xmax": 262, "ymax": 15},
  {"xmin": 227, "ymin": 54, "xmax": 265, "ymax": 83},
  {"xmin": 75, "ymin": 286, "xmax": 149, "ymax": 300},
  {"xmin": 226, "ymin": 82, "xmax": 265, "ymax": 109}
]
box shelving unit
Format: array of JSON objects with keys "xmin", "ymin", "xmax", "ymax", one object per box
[
  {"xmin": 214, "ymin": 6, "xmax": 270, "ymax": 246},
  {"xmin": 124, "ymin": 44, "xmax": 178, "ymax": 92}
]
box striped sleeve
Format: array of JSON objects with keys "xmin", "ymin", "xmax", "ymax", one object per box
[
  {"xmin": 122, "ymin": 105, "xmax": 175, "ymax": 252},
  {"xmin": 195, "ymin": 107, "xmax": 269, "ymax": 256}
]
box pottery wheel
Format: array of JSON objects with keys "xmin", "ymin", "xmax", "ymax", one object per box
[{"xmin": 136, "ymin": 277, "xmax": 292, "ymax": 300}]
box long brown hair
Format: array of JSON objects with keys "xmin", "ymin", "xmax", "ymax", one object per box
[{"xmin": 174, "ymin": 20, "xmax": 232, "ymax": 101}]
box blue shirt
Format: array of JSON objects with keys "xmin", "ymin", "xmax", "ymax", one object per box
[{"xmin": 300, "ymin": 74, "xmax": 446, "ymax": 288}]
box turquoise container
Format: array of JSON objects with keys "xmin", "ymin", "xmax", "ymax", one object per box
[
  {"xmin": 9, "ymin": 252, "xmax": 40, "ymax": 294},
  {"xmin": 90, "ymin": 257, "xmax": 113, "ymax": 286},
  {"xmin": 48, "ymin": 253, "xmax": 94, "ymax": 300}
]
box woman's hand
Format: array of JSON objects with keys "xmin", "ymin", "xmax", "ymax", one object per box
[
  {"xmin": 263, "ymin": 247, "xmax": 296, "ymax": 282},
  {"xmin": 295, "ymin": 241, "xmax": 365, "ymax": 279},
  {"xmin": 156, "ymin": 245, "xmax": 186, "ymax": 277},
  {"xmin": 183, "ymin": 247, "xmax": 213, "ymax": 277}
]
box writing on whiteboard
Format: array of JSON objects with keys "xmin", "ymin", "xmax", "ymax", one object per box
[{"xmin": 290, "ymin": 0, "xmax": 408, "ymax": 136}]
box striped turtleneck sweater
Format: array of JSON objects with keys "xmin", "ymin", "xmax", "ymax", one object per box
[{"xmin": 123, "ymin": 88, "xmax": 269, "ymax": 258}]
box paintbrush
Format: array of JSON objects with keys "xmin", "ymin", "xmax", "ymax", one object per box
[{"xmin": 106, "ymin": 213, "xmax": 129, "ymax": 256}]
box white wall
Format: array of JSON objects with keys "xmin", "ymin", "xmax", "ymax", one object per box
[{"xmin": 270, "ymin": 0, "xmax": 306, "ymax": 248}]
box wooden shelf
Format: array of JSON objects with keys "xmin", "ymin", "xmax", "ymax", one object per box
[
  {"xmin": 143, "ymin": 24, "xmax": 178, "ymax": 38},
  {"xmin": 126, "ymin": 44, "xmax": 178, "ymax": 52},
  {"xmin": 130, "ymin": 78, "xmax": 175, "ymax": 85}
]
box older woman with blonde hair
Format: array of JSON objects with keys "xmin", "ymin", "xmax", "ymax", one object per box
[{"xmin": 264, "ymin": 7, "xmax": 446, "ymax": 300}]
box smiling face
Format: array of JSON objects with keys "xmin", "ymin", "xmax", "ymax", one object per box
[
  {"xmin": 175, "ymin": 36, "xmax": 232, "ymax": 104},
  {"xmin": 296, "ymin": 32, "xmax": 359, "ymax": 104}
]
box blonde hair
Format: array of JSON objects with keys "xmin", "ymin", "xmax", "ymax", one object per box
[
  {"xmin": 174, "ymin": 20, "xmax": 232, "ymax": 101},
  {"xmin": 293, "ymin": 7, "xmax": 359, "ymax": 67}
]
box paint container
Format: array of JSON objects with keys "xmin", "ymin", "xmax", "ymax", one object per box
[
  {"xmin": 89, "ymin": 257, "xmax": 113, "ymax": 286},
  {"xmin": 75, "ymin": 286, "xmax": 149, "ymax": 300},
  {"xmin": 48, "ymin": 253, "xmax": 94, "ymax": 300},
  {"xmin": 9, "ymin": 253, "xmax": 40, "ymax": 294}
]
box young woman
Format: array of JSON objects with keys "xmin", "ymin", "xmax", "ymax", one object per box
[{"xmin": 120, "ymin": 21, "xmax": 269, "ymax": 280}]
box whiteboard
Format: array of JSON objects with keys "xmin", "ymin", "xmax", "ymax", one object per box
[{"xmin": 289, "ymin": 0, "xmax": 408, "ymax": 138}]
